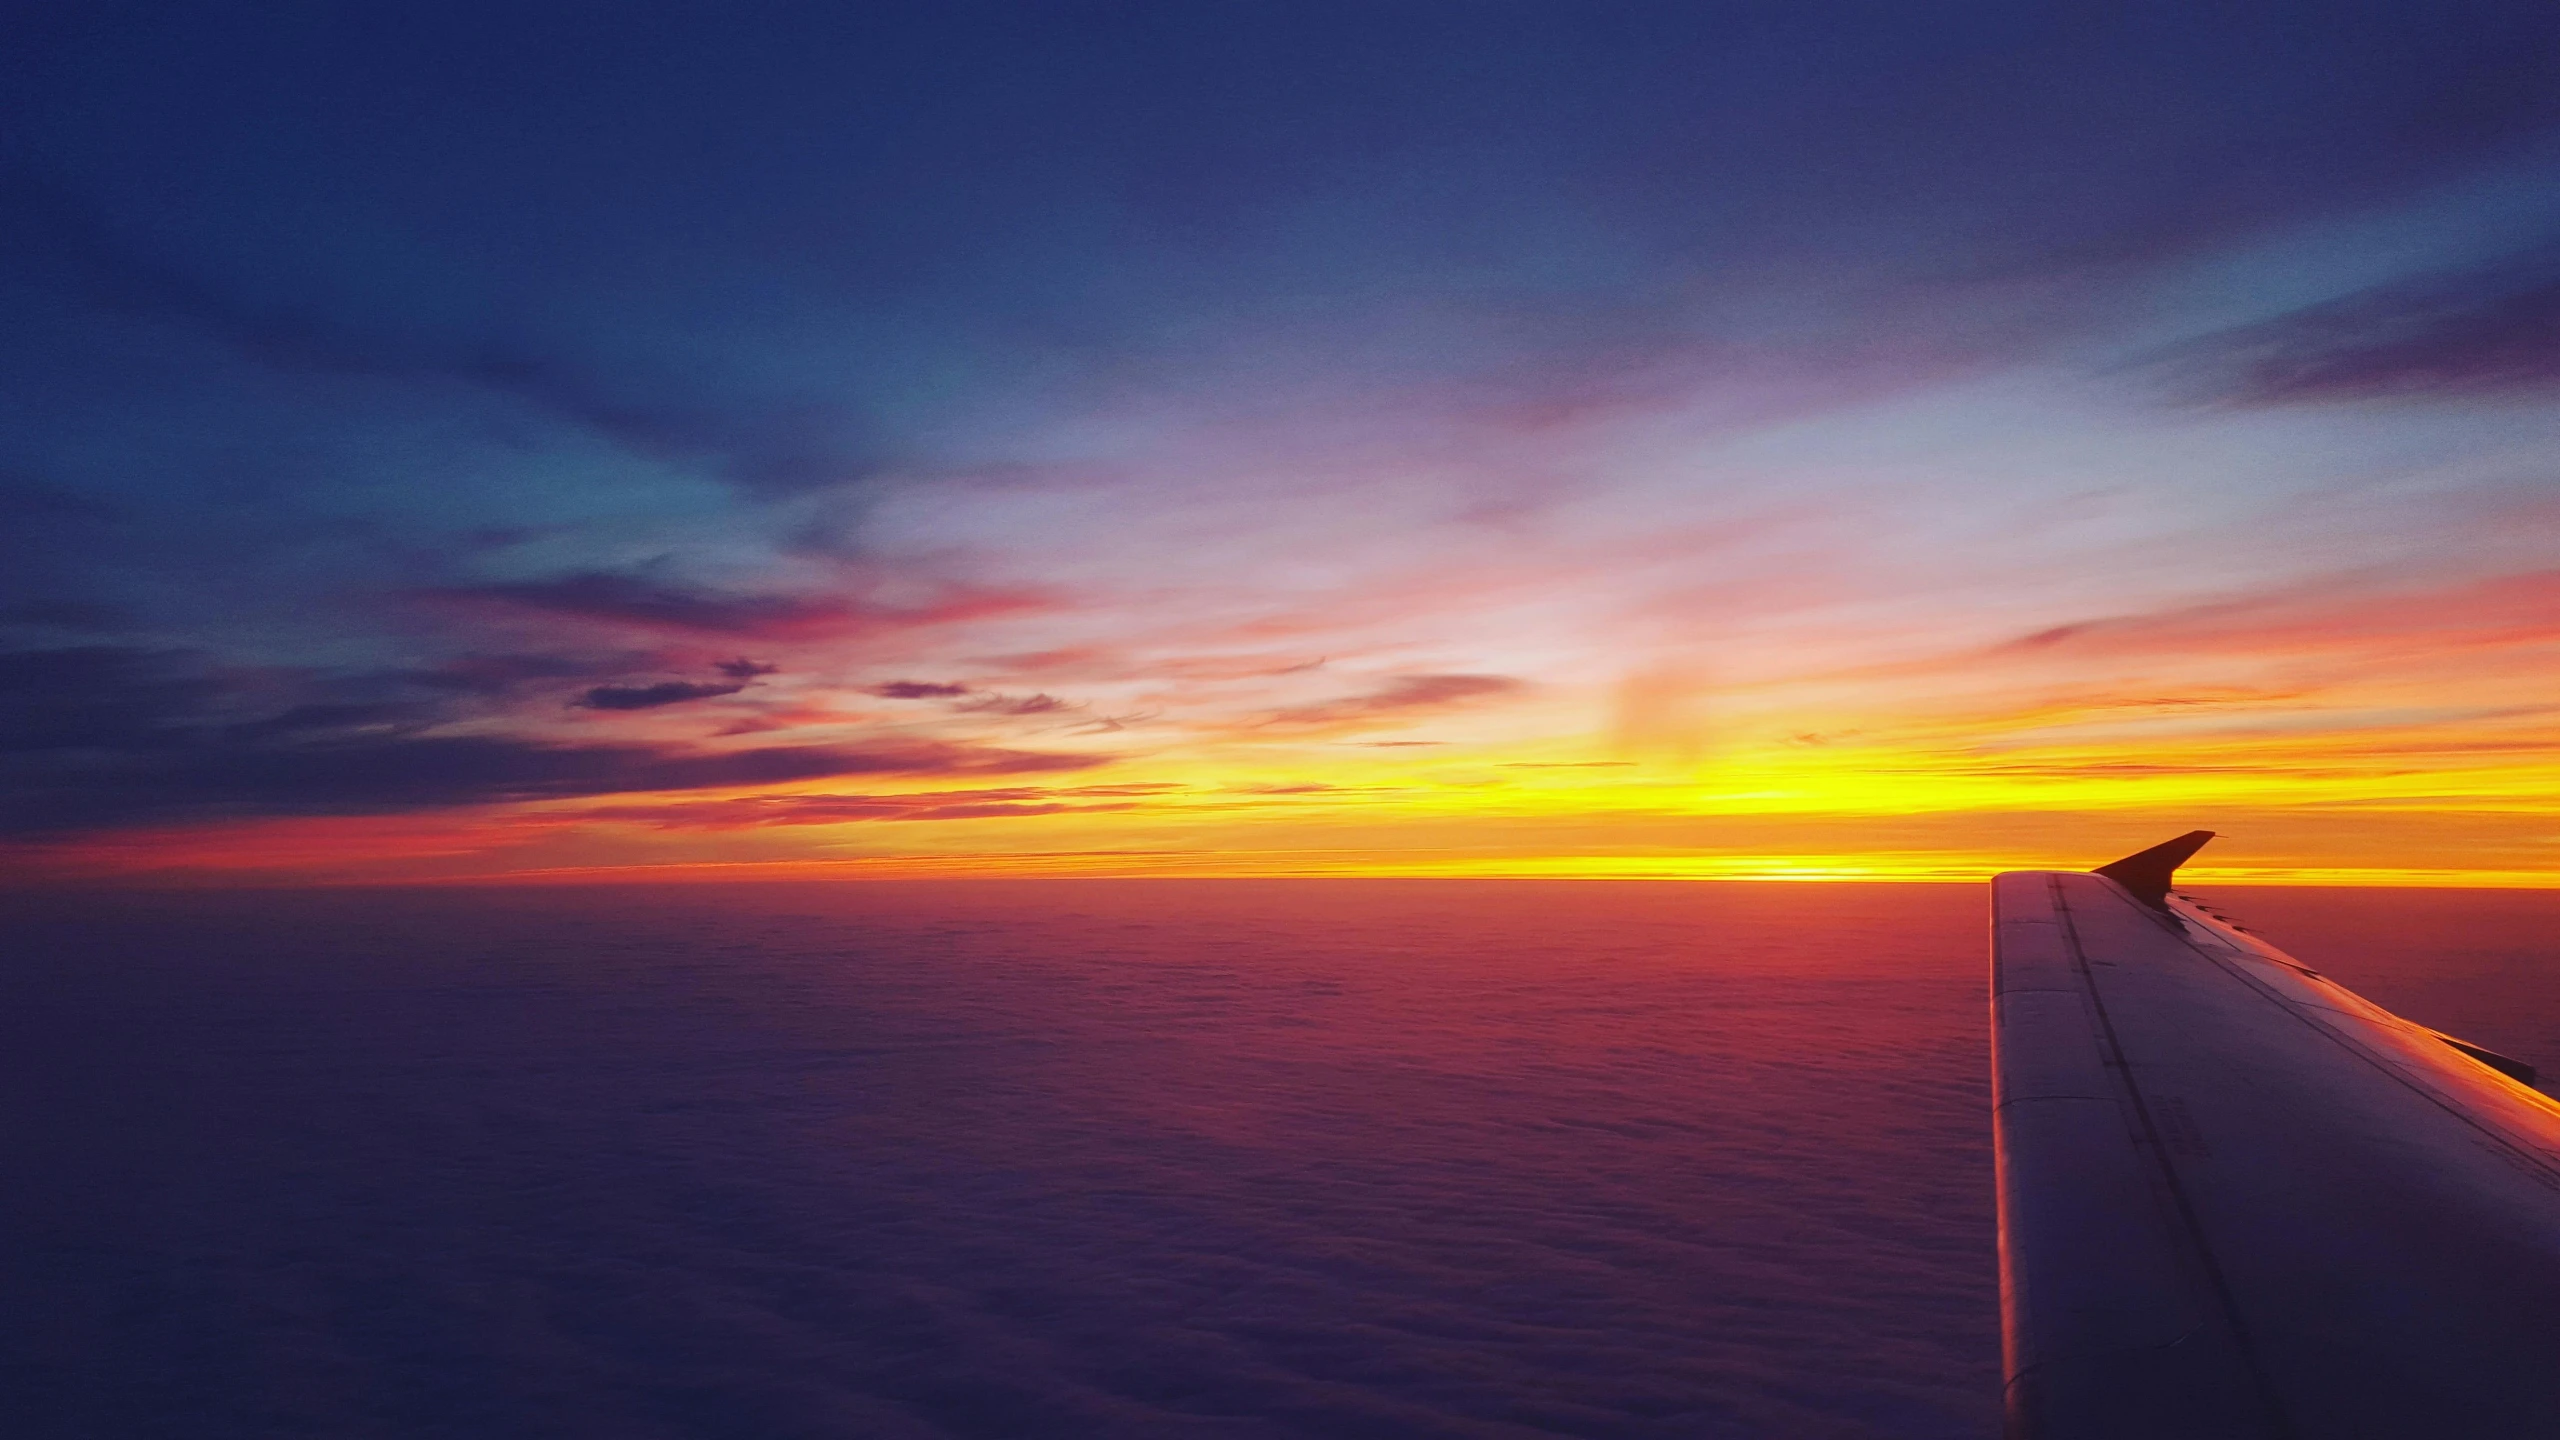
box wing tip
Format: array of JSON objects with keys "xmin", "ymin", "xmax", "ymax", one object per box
[{"xmin": 2091, "ymin": 829, "xmax": 2217, "ymax": 909}]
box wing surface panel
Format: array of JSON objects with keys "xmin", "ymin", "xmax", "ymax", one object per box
[
  {"xmin": 1993, "ymin": 863, "xmax": 2560, "ymax": 1438},
  {"xmin": 1991, "ymin": 873, "xmax": 2273, "ymax": 1438}
]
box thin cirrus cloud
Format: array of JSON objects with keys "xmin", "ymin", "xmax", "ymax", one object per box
[
  {"xmin": 571, "ymin": 679, "xmax": 747, "ymax": 711},
  {"xmin": 0, "ymin": 163, "xmax": 899, "ymax": 497},
  {"xmin": 1, "ymin": 731, "xmax": 1104, "ymax": 835},
  {"xmin": 959, "ymin": 692, "xmax": 1075, "ymax": 716},
  {"xmin": 583, "ymin": 784, "xmax": 1186, "ymax": 830},
  {"xmin": 1987, "ymin": 570, "xmax": 2560, "ymax": 665},
  {"xmin": 0, "ymin": 645, "xmax": 1100, "ymax": 835},
  {"xmin": 2157, "ymin": 244, "xmax": 2560, "ymax": 405},
  {"xmin": 425, "ymin": 573, "xmax": 1047, "ymax": 640},
  {"xmin": 404, "ymin": 651, "xmax": 644, "ymax": 696},
  {"xmin": 1258, "ymin": 675, "xmax": 1528, "ymax": 732},
  {"xmin": 859, "ymin": 682, "xmax": 1076, "ymax": 716},
  {"xmin": 868, "ymin": 681, "xmax": 973, "ymax": 700},
  {"xmin": 571, "ymin": 658, "xmax": 779, "ymax": 710}
]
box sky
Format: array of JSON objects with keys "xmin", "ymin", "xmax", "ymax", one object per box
[{"xmin": 5, "ymin": 0, "xmax": 2559, "ymax": 886}]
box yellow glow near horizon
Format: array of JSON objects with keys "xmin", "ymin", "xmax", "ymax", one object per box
[{"xmin": 18, "ymin": 559, "xmax": 2558, "ymax": 889}]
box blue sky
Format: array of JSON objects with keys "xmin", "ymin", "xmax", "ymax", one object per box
[{"xmin": 6, "ymin": 2, "xmax": 2559, "ymax": 879}]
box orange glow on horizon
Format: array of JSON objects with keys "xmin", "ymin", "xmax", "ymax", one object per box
[{"xmin": 14, "ymin": 555, "xmax": 2558, "ymax": 890}]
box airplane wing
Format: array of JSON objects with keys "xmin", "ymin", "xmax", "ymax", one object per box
[{"xmin": 1992, "ymin": 832, "xmax": 2560, "ymax": 1438}]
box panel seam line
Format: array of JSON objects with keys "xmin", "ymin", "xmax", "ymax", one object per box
[{"xmin": 2049, "ymin": 873, "xmax": 2295, "ymax": 1440}]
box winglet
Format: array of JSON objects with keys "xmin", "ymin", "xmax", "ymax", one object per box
[{"xmin": 2092, "ymin": 830, "xmax": 2216, "ymax": 910}]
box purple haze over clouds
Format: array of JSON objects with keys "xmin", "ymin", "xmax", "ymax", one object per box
[{"xmin": 7, "ymin": 881, "xmax": 2558, "ymax": 1438}]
